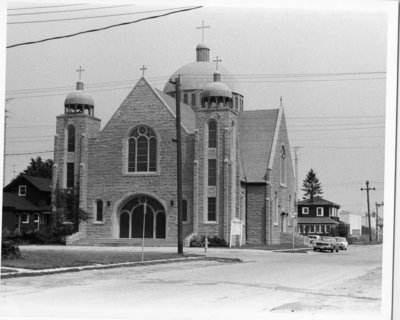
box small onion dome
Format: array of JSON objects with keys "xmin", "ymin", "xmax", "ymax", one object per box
[
  {"xmin": 201, "ymin": 81, "xmax": 232, "ymax": 99},
  {"xmin": 64, "ymin": 81, "xmax": 94, "ymax": 107}
]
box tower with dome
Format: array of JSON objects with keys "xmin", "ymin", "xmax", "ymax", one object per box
[{"xmin": 52, "ymin": 40, "xmax": 296, "ymax": 247}]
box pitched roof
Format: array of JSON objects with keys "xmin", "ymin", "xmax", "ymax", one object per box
[
  {"xmin": 297, "ymin": 217, "xmax": 339, "ymax": 224},
  {"xmin": 2, "ymin": 192, "xmax": 51, "ymax": 212},
  {"xmin": 4, "ymin": 175, "xmax": 52, "ymax": 193},
  {"xmin": 22, "ymin": 175, "xmax": 52, "ymax": 192},
  {"xmin": 154, "ymin": 89, "xmax": 196, "ymax": 133},
  {"xmin": 238, "ymin": 109, "xmax": 279, "ymax": 183},
  {"xmin": 297, "ymin": 196, "xmax": 340, "ymax": 207}
]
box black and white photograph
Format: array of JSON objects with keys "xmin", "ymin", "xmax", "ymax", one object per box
[{"xmin": 1, "ymin": 1, "xmax": 399, "ymax": 319}]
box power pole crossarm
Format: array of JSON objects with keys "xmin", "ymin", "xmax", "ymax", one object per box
[{"xmin": 361, "ymin": 180, "xmax": 376, "ymax": 243}]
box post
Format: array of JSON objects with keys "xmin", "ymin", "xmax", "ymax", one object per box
[
  {"xmin": 141, "ymin": 200, "xmax": 147, "ymax": 262},
  {"xmin": 361, "ymin": 181, "xmax": 375, "ymax": 243},
  {"xmin": 375, "ymin": 202, "xmax": 384, "ymax": 242},
  {"xmin": 170, "ymin": 76, "xmax": 183, "ymax": 254}
]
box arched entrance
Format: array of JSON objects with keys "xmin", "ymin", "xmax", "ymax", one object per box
[{"xmin": 118, "ymin": 195, "xmax": 166, "ymax": 239}]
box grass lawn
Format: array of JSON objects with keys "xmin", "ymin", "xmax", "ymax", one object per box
[{"xmin": 1, "ymin": 249, "xmax": 197, "ymax": 270}]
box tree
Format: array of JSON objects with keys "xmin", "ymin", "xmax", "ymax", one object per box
[
  {"xmin": 301, "ymin": 169, "xmax": 323, "ymax": 201},
  {"xmin": 52, "ymin": 181, "xmax": 90, "ymax": 235},
  {"xmin": 18, "ymin": 156, "xmax": 54, "ymax": 179}
]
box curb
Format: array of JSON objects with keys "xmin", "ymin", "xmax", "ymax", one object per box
[{"xmin": 1, "ymin": 256, "xmax": 242, "ymax": 279}]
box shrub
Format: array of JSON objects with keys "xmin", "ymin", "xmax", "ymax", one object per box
[
  {"xmin": 2, "ymin": 230, "xmax": 21, "ymax": 259},
  {"xmin": 189, "ymin": 234, "xmax": 228, "ymax": 247}
]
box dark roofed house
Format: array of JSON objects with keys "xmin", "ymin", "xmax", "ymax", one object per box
[
  {"xmin": 297, "ymin": 196, "xmax": 341, "ymax": 236},
  {"xmin": 2, "ymin": 174, "xmax": 52, "ymax": 234}
]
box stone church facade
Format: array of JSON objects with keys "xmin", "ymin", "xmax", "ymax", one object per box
[{"xmin": 52, "ymin": 43, "xmax": 297, "ymax": 246}]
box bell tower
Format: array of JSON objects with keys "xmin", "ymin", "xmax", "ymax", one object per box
[
  {"xmin": 192, "ymin": 70, "xmax": 240, "ymax": 241},
  {"xmin": 53, "ymin": 67, "xmax": 101, "ymax": 212}
]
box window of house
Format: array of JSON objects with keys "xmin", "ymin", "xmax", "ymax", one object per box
[
  {"xmin": 18, "ymin": 185, "xmax": 27, "ymax": 196},
  {"xmin": 326, "ymin": 225, "xmax": 331, "ymax": 233},
  {"xmin": 22, "ymin": 213, "xmax": 29, "ymax": 224},
  {"xmin": 208, "ymin": 120, "xmax": 217, "ymax": 148},
  {"xmin": 288, "ymin": 195, "xmax": 292, "ymax": 226},
  {"xmin": 317, "ymin": 207, "xmax": 324, "ymax": 216},
  {"xmin": 309, "ymin": 225, "xmax": 315, "ymax": 233},
  {"xmin": 316, "ymin": 225, "xmax": 320, "ymax": 233},
  {"xmin": 191, "ymin": 93, "xmax": 196, "ymax": 106},
  {"xmin": 66, "ymin": 163, "xmax": 75, "ymax": 189},
  {"xmin": 34, "ymin": 214, "xmax": 39, "ymax": 223},
  {"xmin": 182, "ymin": 200, "xmax": 188, "ymax": 222},
  {"xmin": 183, "ymin": 93, "xmax": 188, "ymax": 104},
  {"xmin": 96, "ymin": 200, "xmax": 103, "ymax": 222},
  {"xmin": 67, "ymin": 125, "xmax": 76, "ymax": 152},
  {"xmin": 128, "ymin": 126, "xmax": 157, "ymax": 172},
  {"xmin": 207, "ymin": 197, "xmax": 216, "ymax": 222},
  {"xmin": 302, "ymin": 207, "xmax": 309, "ymax": 215},
  {"xmin": 280, "ymin": 145, "xmax": 286, "ymax": 185},
  {"xmin": 208, "ymin": 159, "xmax": 217, "ymax": 186}
]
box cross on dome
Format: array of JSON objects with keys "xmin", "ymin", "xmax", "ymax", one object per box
[
  {"xmin": 140, "ymin": 65, "xmax": 147, "ymax": 76},
  {"xmin": 213, "ymin": 56, "xmax": 222, "ymax": 71},
  {"xmin": 197, "ymin": 20, "xmax": 210, "ymax": 42},
  {"xmin": 76, "ymin": 66, "xmax": 85, "ymax": 81}
]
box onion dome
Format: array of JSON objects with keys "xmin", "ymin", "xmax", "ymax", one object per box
[
  {"xmin": 64, "ymin": 81, "xmax": 94, "ymax": 107},
  {"xmin": 64, "ymin": 80, "xmax": 95, "ymax": 116},
  {"xmin": 163, "ymin": 44, "xmax": 239, "ymax": 94},
  {"xmin": 201, "ymin": 72, "xmax": 232, "ymax": 99}
]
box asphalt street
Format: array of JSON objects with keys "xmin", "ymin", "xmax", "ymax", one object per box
[{"xmin": 0, "ymin": 245, "xmax": 382, "ymax": 320}]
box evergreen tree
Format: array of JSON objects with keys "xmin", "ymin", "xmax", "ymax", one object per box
[
  {"xmin": 301, "ymin": 169, "xmax": 323, "ymax": 201},
  {"xmin": 18, "ymin": 156, "xmax": 54, "ymax": 179}
]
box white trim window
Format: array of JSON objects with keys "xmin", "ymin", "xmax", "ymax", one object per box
[
  {"xmin": 22, "ymin": 212, "xmax": 29, "ymax": 224},
  {"xmin": 18, "ymin": 185, "xmax": 27, "ymax": 196},
  {"xmin": 302, "ymin": 207, "xmax": 309, "ymax": 215},
  {"xmin": 317, "ymin": 207, "xmax": 324, "ymax": 217},
  {"xmin": 316, "ymin": 225, "xmax": 321, "ymax": 233}
]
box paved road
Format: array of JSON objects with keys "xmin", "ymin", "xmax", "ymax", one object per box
[{"xmin": 0, "ymin": 245, "xmax": 382, "ymax": 320}]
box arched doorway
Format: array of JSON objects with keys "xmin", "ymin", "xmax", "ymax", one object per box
[{"xmin": 118, "ymin": 195, "xmax": 166, "ymax": 239}]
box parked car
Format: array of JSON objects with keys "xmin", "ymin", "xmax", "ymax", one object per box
[
  {"xmin": 335, "ymin": 237, "xmax": 348, "ymax": 250},
  {"xmin": 313, "ymin": 236, "xmax": 339, "ymax": 252},
  {"xmin": 307, "ymin": 235, "xmax": 320, "ymax": 245}
]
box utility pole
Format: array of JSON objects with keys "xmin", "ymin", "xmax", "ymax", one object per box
[
  {"xmin": 169, "ymin": 76, "xmax": 183, "ymax": 254},
  {"xmin": 4, "ymin": 98, "xmax": 14, "ymax": 186},
  {"xmin": 375, "ymin": 202, "xmax": 384, "ymax": 242},
  {"xmin": 361, "ymin": 181, "xmax": 375, "ymax": 242},
  {"xmin": 293, "ymin": 147, "xmax": 300, "ymax": 201}
]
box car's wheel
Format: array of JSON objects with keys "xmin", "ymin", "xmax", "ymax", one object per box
[
  {"xmin": 331, "ymin": 249, "xmax": 334, "ymax": 253},
  {"xmin": 336, "ymin": 249, "xmax": 339, "ymax": 252},
  {"xmin": 313, "ymin": 248, "xmax": 316, "ymax": 251}
]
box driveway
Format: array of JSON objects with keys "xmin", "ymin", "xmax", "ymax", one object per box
[{"xmin": 0, "ymin": 244, "xmax": 382, "ymax": 319}]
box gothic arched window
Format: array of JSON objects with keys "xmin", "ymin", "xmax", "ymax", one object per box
[
  {"xmin": 208, "ymin": 119, "xmax": 217, "ymax": 148},
  {"xmin": 67, "ymin": 125, "xmax": 76, "ymax": 152},
  {"xmin": 128, "ymin": 125, "xmax": 157, "ymax": 172},
  {"xmin": 183, "ymin": 93, "xmax": 188, "ymax": 104}
]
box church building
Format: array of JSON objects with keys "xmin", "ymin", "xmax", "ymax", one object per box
[{"xmin": 52, "ymin": 42, "xmax": 297, "ymax": 246}]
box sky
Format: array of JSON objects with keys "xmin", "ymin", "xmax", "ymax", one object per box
[{"xmin": 2, "ymin": 0, "xmax": 397, "ymax": 219}]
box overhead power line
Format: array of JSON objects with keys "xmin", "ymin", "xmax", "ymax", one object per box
[
  {"xmin": 8, "ymin": 3, "xmax": 86, "ymax": 11},
  {"xmin": 8, "ymin": 6, "xmax": 198, "ymax": 24},
  {"xmin": 8, "ymin": 4, "xmax": 136, "ymax": 16},
  {"xmin": 7, "ymin": 6, "xmax": 203, "ymax": 48}
]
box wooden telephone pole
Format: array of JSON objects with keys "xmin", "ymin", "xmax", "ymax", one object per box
[
  {"xmin": 169, "ymin": 76, "xmax": 183, "ymax": 254},
  {"xmin": 361, "ymin": 180, "xmax": 375, "ymax": 243}
]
